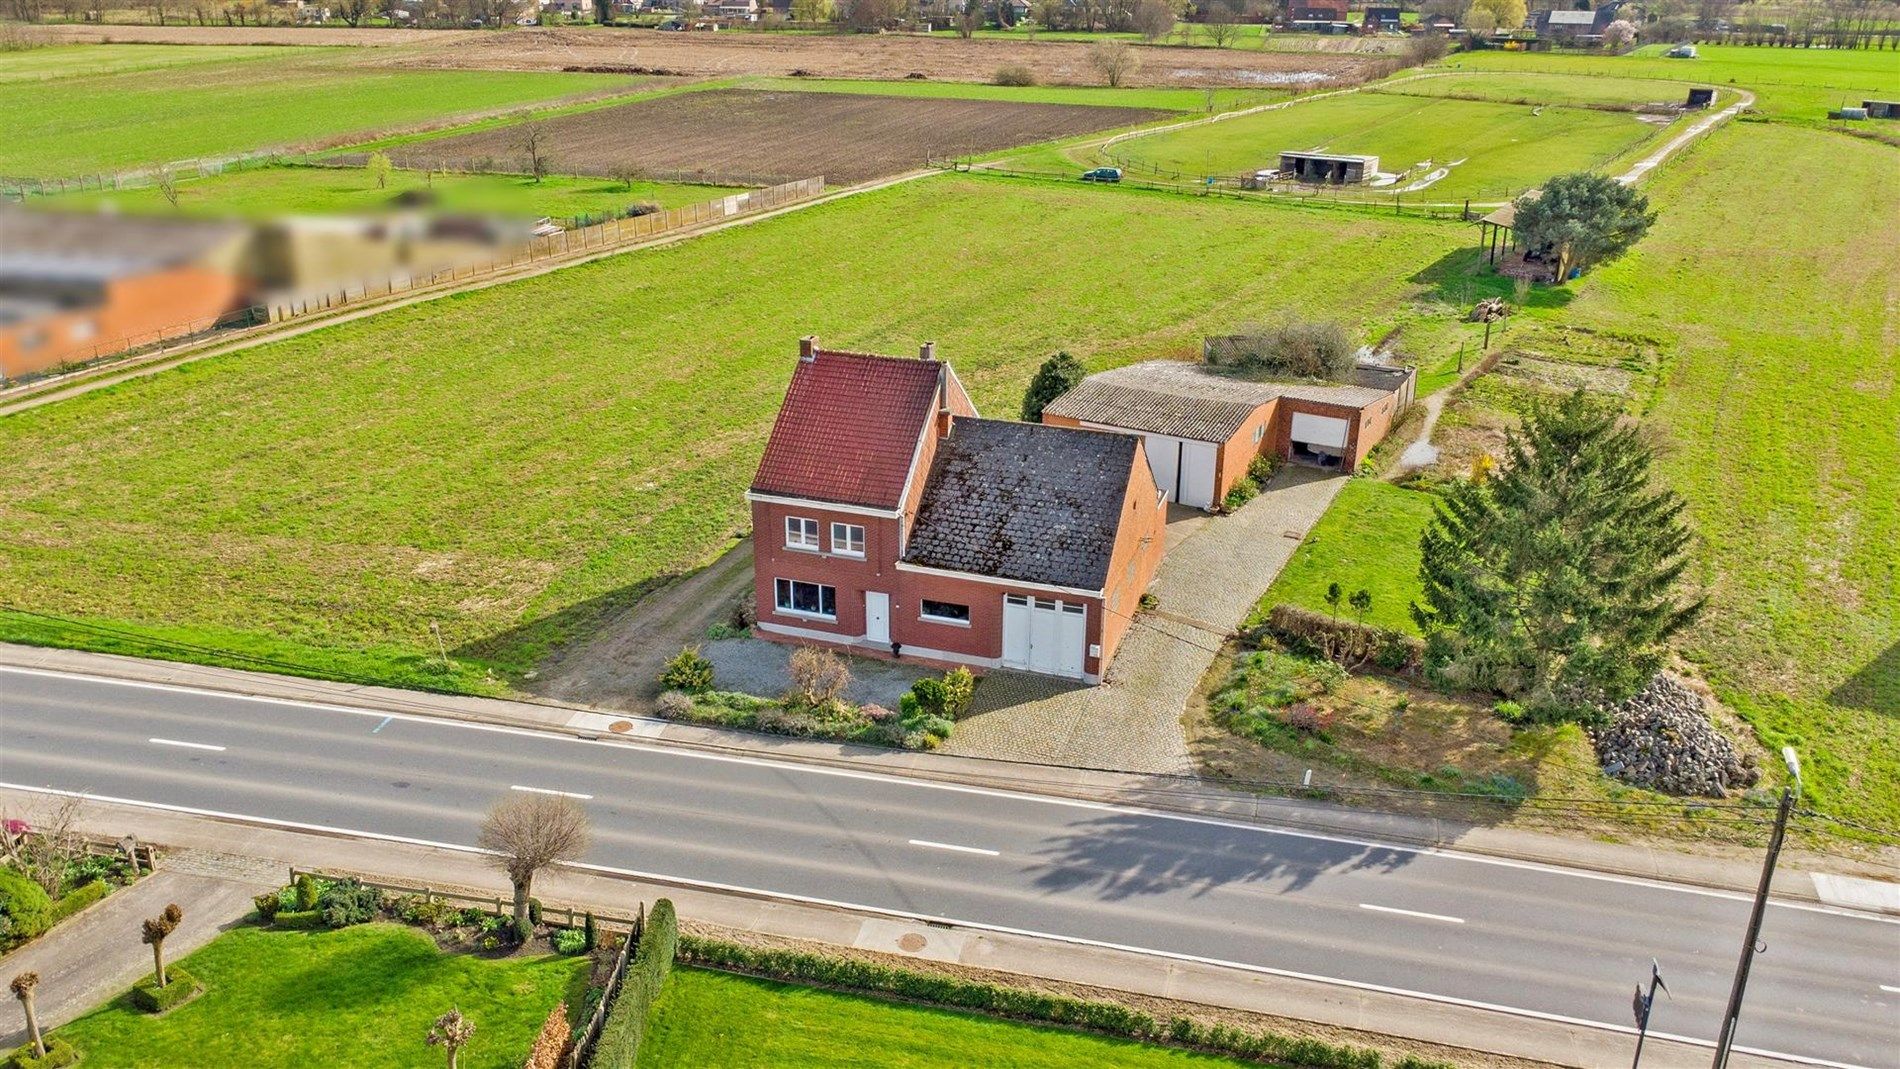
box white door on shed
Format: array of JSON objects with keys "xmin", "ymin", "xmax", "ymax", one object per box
[
  {"xmin": 1124, "ymin": 429, "xmax": 1217, "ymax": 510},
  {"xmin": 1000, "ymin": 595, "xmax": 1088, "ymax": 679},
  {"xmin": 864, "ymin": 591, "xmax": 890, "ymax": 644}
]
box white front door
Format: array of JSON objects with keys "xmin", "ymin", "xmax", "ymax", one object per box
[{"xmin": 864, "ymin": 591, "xmax": 890, "ymax": 644}]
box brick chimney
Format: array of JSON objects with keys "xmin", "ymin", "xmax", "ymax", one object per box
[
  {"xmin": 798, "ymin": 335, "xmax": 818, "ymax": 362},
  {"xmin": 936, "ymin": 362, "xmax": 954, "ymax": 436},
  {"xmin": 919, "ymin": 341, "xmax": 936, "ymax": 362}
]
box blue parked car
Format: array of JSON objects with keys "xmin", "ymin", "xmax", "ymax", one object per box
[{"xmin": 1080, "ymin": 167, "xmax": 1123, "ymax": 183}]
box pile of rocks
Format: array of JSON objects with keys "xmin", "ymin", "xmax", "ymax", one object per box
[{"xmin": 1591, "ymin": 674, "xmax": 1759, "ymax": 797}]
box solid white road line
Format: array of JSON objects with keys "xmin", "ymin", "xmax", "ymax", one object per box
[
  {"xmin": 908, "ymin": 839, "xmax": 1001, "ymax": 857},
  {"xmin": 147, "ymin": 737, "xmax": 226, "ymax": 752},
  {"xmin": 0, "ymin": 781, "xmax": 1880, "ymax": 1069},
  {"xmin": 1881, "ymin": 984, "xmax": 1900, "ymax": 994},
  {"xmin": 1360, "ymin": 903, "xmax": 1465, "ymax": 924},
  {"xmin": 509, "ymin": 785, "xmax": 594, "ymax": 800},
  {"xmin": 6, "ymin": 665, "xmax": 1896, "ymax": 926}
]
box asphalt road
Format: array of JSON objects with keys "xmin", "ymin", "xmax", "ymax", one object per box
[{"xmin": 2, "ymin": 667, "xmax": 1895, "ymax": 1067}]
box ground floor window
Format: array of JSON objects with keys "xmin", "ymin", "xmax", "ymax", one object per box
[
  {"xmin": 774, "ymin": 578, "xmax": 837, "ymax": 619},
  {"xmin": 919, "ymin": 599, "xmax": 971, "ymax": 625}
]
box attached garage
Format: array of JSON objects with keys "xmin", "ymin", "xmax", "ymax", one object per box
[
  {"xmin": 1288, "ymin": 411, "xmax": 1351, "ymax": 469},
  {"xmin": 1001, "ymin": 594, "xmax": 1088, "ymax": 678}
]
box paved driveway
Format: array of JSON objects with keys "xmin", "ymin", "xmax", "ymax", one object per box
[{"xmin": 945, "ymin": 466, "xmax": 1347, "ymax": 773}]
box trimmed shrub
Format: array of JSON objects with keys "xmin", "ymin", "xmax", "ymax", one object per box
[
  {"xmin": 583, "ymin": 910, "xmax": 599, "ymax": 951},
  {"xmin": 0, "ymin": 869, "xmax": 53, "ymax": 947},
  {"xmin": 1167, "ymin": 1017, "xmax": 1383, "ymax": 1069},
  {"xmin": 654, "ymin": 689, "xmax": 694, "ymax": 719},
  {"xmin": 553, "ymin": 926, "xmax": 588, "ymax": 954},
  {"xmin": 658, "ymin": 645, "xmax": 714, "ymax": 694},
  {"xmin": 47, "ymin": 879, "xmax": 111, "ymax": 927},
  {"xmin": 318, "ymin": 878, "xmax": 381, "ymax": 928},
  {"xmin": 1222, "ymin": 475, "xmax": 1261, "ymax": 512},
  {"xmin": 6, "ymin": 1037, "xmax": 79, "ymax": 1069},
  {"xmin": 252, "ymin": 890, "xmax": 282, "ymax": 919},
  {"xmin": 273, "ymin": 909, "xmax": 326, "ymax": 930},
  {"xmin": 590, "ymin": 899, "xmax": 679, "ymax": 1069},
  {"xmin": 514, "ymin": 915, "xmax": 534, "ymax": 946},
  {"xmin": 1264, "ymin": 604, "xmax": 1423, "ymax": 675},
  {"xmin": 529, "ymin": 897, "xmax": 543, "ymax": 926},
  {"xmin": 393, "ymin": 894, "xmax": 461, "ymax": 930},
  {"xmin": 130, "ymin": 966, "xmax": 199, "ymax": 1013},
  {"xmin": 293, "ymin": 873, "xmax": 320, "ymax": 911},
  {"xmin": 939, "ymin": 667, "xmax": 976, "ymax": 719}
]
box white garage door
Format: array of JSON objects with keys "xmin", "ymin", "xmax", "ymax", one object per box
[
  {"xmin": 1001, "ymin": 595, "xmax": 1087, "ymax": 679},
  {"xmin": 1092, "ymin": 427, "xmax": 1217, "ymax": 510},
  {"xmin": 1289, "ymin": 412, "xmax": 1350, "ymax": 468}
]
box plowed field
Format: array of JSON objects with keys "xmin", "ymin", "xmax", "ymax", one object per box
[{"xmin": 379, "ymin": 89, "xmax": 1168, "ymax": 185}]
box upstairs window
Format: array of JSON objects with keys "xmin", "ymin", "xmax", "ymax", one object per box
[
  {"xmin": 831, "ymin": 522, "xmax": 865, "ymax": 557},
  {"xmin": 785, "ymin": 516, "xmax": 820, "ymax": 551}
]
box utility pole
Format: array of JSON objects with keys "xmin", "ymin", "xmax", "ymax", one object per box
[
  {"xmin": 1710, "ymin": 747, "xmax": 1802, "ymax": 1068},
  {"xmin": 1630, "ymin": 959, "xmax": 1668, "ymax": 1069}
]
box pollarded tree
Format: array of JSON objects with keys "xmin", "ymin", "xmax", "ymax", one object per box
[
  {"xmin": 10, "ymin": 972, "xmax": 44, "ymax": 1060},
  {"xmin": 141, "ymin": 903, "xmax": 183, "ymax": 988},
  {"xmin": 477, "ymin": 793, "xmax": 591, "ymax": 934},
  {"xmin": 426, "ymin": 1007, "xmax": 476, "ymax": 1069},
  {"xmin": 1020, "ymin": 350, "xmax": 1087, "ymax": 422},
  {"xmin": 1512, "ymin": 172, "xmax": 1656, "ymax": 281},
  {"xmin": 1412, "ymin": 390, "xmax": 1702, "ymax": 720}
]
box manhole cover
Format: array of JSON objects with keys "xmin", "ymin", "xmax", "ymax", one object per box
[
  {"xmin": 609, "ymin": 721, "xmax": 634, "ymax": 733},
  {"xmin": 897, "ymin": 933, "xmax": 927, "ymax": 953}
]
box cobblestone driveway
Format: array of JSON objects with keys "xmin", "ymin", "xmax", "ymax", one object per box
[{"xmin": 944, "ymin": 467, "xmax": 1346, "ymax": 773}]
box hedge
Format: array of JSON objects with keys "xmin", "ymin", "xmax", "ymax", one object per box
[
  {"xmin": 0, "ymin": 869, "xmax": 53, "ymax": 947},
  {"xmin": 130, "ymin": 966, "xmax": 200, "ymax": 1014},
  {"xmin": 677, "ymin": 937, "xmax": 1448, "ymax": 1069},
  {"xmin": 46, "ymin": 879, "xmax": 111, "ymax": 927},
  {"xmin": 590, "ymin": 899, "xmax": 678, "ymax": 1069},
  {"xmin": 1262, "ymin": 604, "xmax": 1423, "ymax": 675},
  {"xmin": 273, "ymin": 909, "xmax": 326, "ymax": 930},
  {"xmin": 6, "ymin": 1037, "xmax": 79, "ymax": 1069}
]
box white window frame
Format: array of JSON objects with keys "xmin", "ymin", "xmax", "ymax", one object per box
[
  {"xmin": 784, "ymin": 516, "xmax": 820, "ymax": 551},
  {"xmin": 830, "ymin": 522, "xmax": 865, "ymax": 558},
  {"xmin": 774, "ymin": 577, "xmax": 837, "ymax": 620},
  {"xmin": 919, "ymin": 599, "xmax": 972, "ymax": 627}
]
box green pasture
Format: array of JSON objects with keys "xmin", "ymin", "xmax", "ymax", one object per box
[
  {"xmin": 1376, "ymin": 70, "xmax": 1712, "ymax": 108},
  {"xmin": 0, "ymin": 42, "xmax": 322, "ymax": 83},
  {"xmin": 0, "ymin": 50, "xmax": 639, "ymax": 177},
  {"xmin": 637, "ymin": 968, "xmax": 1248, "ymax": 1068},
  {"xmin": 0, "ymin": 175, "xmax": 1466, "ymax": 692},
  {"xmin": 1099, "ymin": 92, "xmax": 1667, "ymax": 201},
  {"xmin": 35, "ymin": 163, "xmax": 747, "ymax": 220}
]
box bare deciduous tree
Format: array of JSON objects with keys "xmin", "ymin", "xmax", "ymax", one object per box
[
  {"xmin": 1201, "ymin": 0, "xmax": 1238, "ymax": 47},
  {"xmin": 476, "ymin": 793, "xmax": 590, "ymax": 930},
  {"xmin": 426, "ymin": 1007, "xmax": 476, "ymax": 1069},
  {"xmin": 954, "ymin": 0, "xmax": 982, "ymax": 37},
  {"xmin": 1132, "ymin": 0, "xmax": 1173, "ymax": 40},
  {"xmin": 519, "ymin": 122, "xmax": 552, "ymax": 184},
  {"xmin": 1089, "ymin": 39, "xmax": 1141, "ymax": 86},
  {"xmin": 141, "ymin": 903, "xmax": 183, "ymax": 988},
  {"xmin": 16, "ymin": 795, "xmax": 86, "ymax": 898},
  {"xmin": 155, "ymin": 168, "xmax": 181, "ymax": 209},
  {"xmin": 10, "ymin": 973, "xmax": 44, "ymax": 1059}
]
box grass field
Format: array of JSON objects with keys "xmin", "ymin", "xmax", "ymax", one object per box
[
  {"xmin": 0, "ymin": 42, "xmax": 319, "ymax": 82},
  {"xmin": 0, "ymin": 176, "xmax": 1466, "ymax": 692},
  {"xmin": 1252, "ymin": 479, "xmax": 1434, "ymax": 636},
  {"xmin": 638, "ymin": 968, "xmax": 1244, "ymax": 1068},
  {"xmin": 1375, "ymin": 70, "xmax": 1710, "ymax": 109},
  {"xmin": 1444, "ymin": 43, "xmax": 1899, "ymax": 123},
  {"xmin": 37, "ymin": 163, "xmax": 746, "ymax": 220},
  {"xmin": 1094, "ymin": 92, "xmax": 1667, "ymax": 201},
  {"xmin": 0, "ymin": 50, "xmax": 638, "ymax": 177},
  {"xmin": 48, "ymin": 924, "xmax": 585, "ymax": 1068}
]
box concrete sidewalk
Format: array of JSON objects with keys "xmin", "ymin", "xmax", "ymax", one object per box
[
  {"xmin": 0, "ymin": 855, "xmax": 277, "ymax": 1048},
  {"xmin": 1, "ymin": 791, "xmax": 1829, "ymax": 1069},
  {"xmin": 0, "ymin": 642, "xmax": 1892, "ymax": 907}
]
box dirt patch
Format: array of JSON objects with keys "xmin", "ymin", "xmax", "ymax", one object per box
[
  {"xmin": 682, "ymin": 920, "xmax": 1560, "ymax": 1069},
  {"xmin": 376, "ymin": 88, "xmax": 1167, "ymax": 185}
]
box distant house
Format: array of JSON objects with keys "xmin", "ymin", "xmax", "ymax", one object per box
[
  {"xmin": 540, "ymin": 0, "xmax": 592, "ymax": 15},
  {"xmin": 1287, "ymin": 0, "xmax": 1351, "ymax": 33},
  {"xmin": 1537, "ymin": 1, "xmax": 1637, "ymax": 40},
  {"xmin": 1042, "ymin": 359, "xmax": 1415, "ymax": 502},
  {"xmin": 0, "ymin": 209, "xmax": 250, "ymax": 381},
  {"xmin": 1362, "ymin": 6, "xmax": 1403, "ymax": 31},
  {"xmin": 747, "ymin": 339, "xmax": 1166, "ymax": 683}
]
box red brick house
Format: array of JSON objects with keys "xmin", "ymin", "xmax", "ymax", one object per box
[
  {"xmin": 748, "ymin": 339, "xmax": 1166, "ymax": 683},
  {"xmin": 1041, "ymin": 359, "xmax": 1414, "ymax": 508}
]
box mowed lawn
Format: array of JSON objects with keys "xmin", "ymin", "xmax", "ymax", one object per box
[
  {"xmin": 1561, "ymin": 125, "xmax": 1899, "ymax": 828},
  {"xmin": 1108, "ymin": 93, "xmax": 1664, "ymax": 200},
  {"xmin": 638, "ymin": 968, "xmax": 1246, "ymax": 1069},
  {"xmin": 38, "ymin": 163, "xmax": 746, "ymax": 220},
  {"xmin": 49, "ymin": 924, "xmax": 585, "ymax": 1069},
  {"xmin": 0, "ymin": 49, "xmax": 637, "ymax": 177},
  {"xmin": 0, "ymin": 176, "xmax": 1465, "ymax": 691},
  {"xmin": 1253, "ymin": 479, "xmax": 1435, "ymax": 636},
  {"xmin": 1444, "ymin": 43, "xmax": 1899, "ymax": 124}
]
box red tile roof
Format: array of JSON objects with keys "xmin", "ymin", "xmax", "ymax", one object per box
[{"xmin": 750, "ymin": 348, "xmax": 944, "ymax": 510}]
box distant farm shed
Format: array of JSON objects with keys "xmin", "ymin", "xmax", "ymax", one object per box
[{"xmin": 1280, "ymin": 151, "xmax": 1379, "ymax": 184}]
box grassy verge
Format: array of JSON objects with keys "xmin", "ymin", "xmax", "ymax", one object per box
[
  {"xmin": 0, "ymin": 175, "xmax": 1465, "ymax": 689},
  {"xmin": 34, "ymin": 162, "xmax": 747, "ymax": 220},
  {"xmin": 46, "ymin": 923, "xmax": 586, "ymax": 1068},
  {"xmin": 0, "ymin": 50, "xmax": 638, "ymax": 176}
]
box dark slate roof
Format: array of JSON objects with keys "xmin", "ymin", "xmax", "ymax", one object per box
[
  {"xmin": 750, "ymin": 348, "xmax": 943, "ymax": 510},
  {"xmin": 902, "ymin": 419, "xmax": 1139, "ymax": 591}
]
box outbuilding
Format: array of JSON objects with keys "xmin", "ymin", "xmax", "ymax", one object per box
[
  {"xmin": 1041, "ymin": 359, "xmax": 1414, "ymax": 508},
  {"xmin": 1279, "ymin": 151, "xmax": 1380, "ymax": 184}
]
